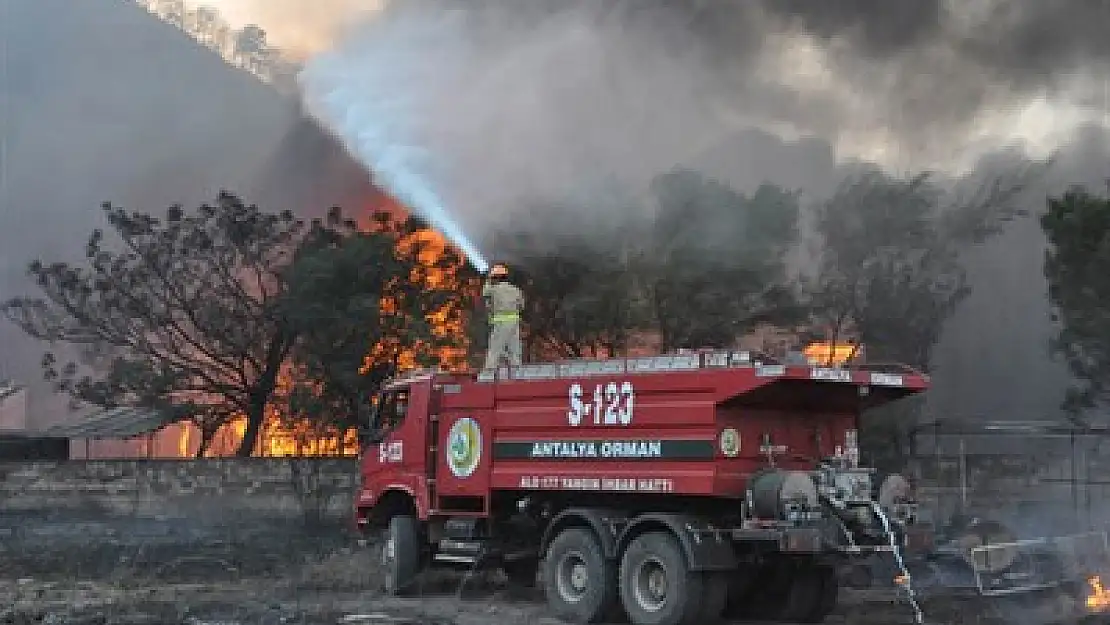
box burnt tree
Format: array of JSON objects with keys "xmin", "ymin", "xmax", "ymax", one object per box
[
  {"xmin": 3, "ymin": 192, "xmax": 304, "ymax": 457},
  {"xmin": 808, "ymin": 164, "xmax": 1042, "ymax": 469},
  {"xmin": 281, "ymin": 209, "xmax": 470, "ymax": 436}
]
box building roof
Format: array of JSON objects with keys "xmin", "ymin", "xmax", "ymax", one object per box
[
  {"xmin": 0, "ymin": 383, "xmax": 24, "ymax": 402},
  {"xmin": 31, "ymin": 407, "xmax": 180, "ymax": 439}
]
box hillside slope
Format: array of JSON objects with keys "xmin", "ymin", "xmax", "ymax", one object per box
[{"xmin": 0, "ymin": 0, "xmax": 374, "ymax": 425}]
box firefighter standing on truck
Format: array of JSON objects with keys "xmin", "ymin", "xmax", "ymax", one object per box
[{"xmin": 482, "ymin": 262, "xmax": 524, "ymax": 370}]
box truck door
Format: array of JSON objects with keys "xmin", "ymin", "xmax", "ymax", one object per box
[
  {"xmin": 360, "ymin": 381, "xmax": 435, "ymax": 517},
  {"xmin": 365, "ymin": 387, "xmax": 410, "ymax": 471}
]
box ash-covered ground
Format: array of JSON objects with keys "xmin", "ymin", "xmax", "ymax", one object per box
[{"xmin": 0, "ymin": 511, "xmax": 1022, "ymax": 625}]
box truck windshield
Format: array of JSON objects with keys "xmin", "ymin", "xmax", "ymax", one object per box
[{"xmin": 374, "ymin": 387, "xmax": 411, "ymax": 432}]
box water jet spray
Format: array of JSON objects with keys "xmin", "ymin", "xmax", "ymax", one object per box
[{"xmin": 297, "ymin": 13, "xmax": 490, "ymax": 274}]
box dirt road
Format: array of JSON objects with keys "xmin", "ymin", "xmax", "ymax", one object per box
[
  {"xmin": 0, "ymin": 576, "xmax": 922, "ymax": 625},
  {"xmin": 0, "ymin": 545, "xmax": 957, "ymax": 625},
  {"xmin": 0, "ymin": 511, "xmax": 998, "ymax": 625}
]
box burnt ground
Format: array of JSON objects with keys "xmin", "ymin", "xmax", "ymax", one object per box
[{"xmin": 0, "ymin": 511, "xmax": 1062, "ymax": 625}]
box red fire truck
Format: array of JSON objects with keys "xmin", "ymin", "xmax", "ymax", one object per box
[{"xmin": 355, "ymin": 349, "xmax": 933, "ymax": 625}]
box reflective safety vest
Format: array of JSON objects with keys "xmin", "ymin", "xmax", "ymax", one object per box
[{"xmin": 489, "ymin": 312, "xmax": 520, "ymax": 324}]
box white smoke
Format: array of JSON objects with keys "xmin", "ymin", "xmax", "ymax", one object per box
[
  {"xmin": 296, "ymin": 2, "xmax": 773, "ymax": 264},
  {"xmin": 296, "ymin": 0, "xmax": 1108, "ymax": 266}
]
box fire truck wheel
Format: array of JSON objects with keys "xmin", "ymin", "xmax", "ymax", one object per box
[
  {"xmin": 720, "ymin": 566, "xmax": 758, "ymax": 618},
  {"xmin": 619, "ymin": 531, "xmax": 704, "ymax": 625},
  {"xmin": 381, "ymin": 515, "xmax": 422, "ymax": 596},
  {"xmin": 806, "ymin": 566, "xmax": 839, "ymax": 623},
  {"xmin": 503, "ymin": 557, "xmax": 539, "ymax": 588},
  {"xmin": 777, "ymin": 565, "xmax": 830, "ymax": 622},
  {"xmin": 697, "ymin": 573, "xmax": 729, "ymax": 623},
  {"xmin": 542, "ymin": 527, "xmax": 621, "ymax": 623},
  {"xmin": 744, "ymin": 562, "xmax": 792, "ymax": 619}
]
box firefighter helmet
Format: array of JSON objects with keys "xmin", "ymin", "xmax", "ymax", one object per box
[{"xmin": 488, "ymin": 263, "xmax": 509, "ymax": 279}]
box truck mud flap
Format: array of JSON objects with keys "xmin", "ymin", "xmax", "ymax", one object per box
[{"xmin": 618, "ymin": 513, "xmax": 737, "ymax": 572}]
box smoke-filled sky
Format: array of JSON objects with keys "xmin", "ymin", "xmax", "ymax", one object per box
[
  {"xmin": 205, "ymin": 0, "xmax": 384, "ymax": 58},
  {"xmin": 227, "ymin": 0, "xmax": 1107, "ymax": 420},
  {"xmin": 3, "ymin": 0, "xmax": 1109, "ymax": 425},
  {"xmin": 215, "ymin": 0, "xmax": 1110, "ymax": 168},
  {"xmin": 288, "ymin": 0, "xmax": 1110, "ymax": 264}
]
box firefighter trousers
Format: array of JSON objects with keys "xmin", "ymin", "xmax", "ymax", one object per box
[{"xmin": 484, "ymin": 321, "xmax": 522, "ymax": 370}]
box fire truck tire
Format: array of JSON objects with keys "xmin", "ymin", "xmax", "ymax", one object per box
[
  {"xmin": 619, "ymin": 531, "xmax": 705, "ymax": 625},
  {"xmin": 697, "ymin": 573, "xmax": 729, "ymax": 623},
  {"xmin": 720, "ymin": 566, "xmax": 758, "ymax": 618},
  {"xmin": 503, "ymin": 557, "xmax": 539, "ymax": 588},
  {"xmin": 778, "ymin": 565, "xmax": 831, "ymax": 622},
  {"xmin": 803, "ymin": 563, "xmax": 834, "ymax": 621},
  {"xmin": 382, "ymin": 515, "xmax": 422, "ymax": 596},
  {"xmin": 744, "ymin": 563, "xmax": 792, "ymax": 620},
  {"xmin": 542, "ymin": 527, "xmax": 621, "ymax": 624}
]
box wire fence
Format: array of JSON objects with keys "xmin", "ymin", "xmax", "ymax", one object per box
[{"xmin": 910, "ymin": 423, "xmax": 1110, "ymax": 537}]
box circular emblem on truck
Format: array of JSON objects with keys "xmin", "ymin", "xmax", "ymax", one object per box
[
  {"xmin": 719, "ymin": 428, "xmax": 741, "ymax": 457},
  {"xmin": 446, "ymin": 417, "xmax": 482, "ymax": 478}
]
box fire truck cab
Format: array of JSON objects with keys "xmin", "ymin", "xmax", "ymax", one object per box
[{"xmin": 355, "ymin": 349, "xmax": 932, "ymax": 625}]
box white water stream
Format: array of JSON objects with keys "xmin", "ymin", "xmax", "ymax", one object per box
[{"xmin": 872, "ymin": 503, "xmax": 925, "ymax": 624}]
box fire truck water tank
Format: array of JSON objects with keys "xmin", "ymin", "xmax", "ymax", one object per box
[{"xmin": 749, "ymin": 469, "xmax": 819, "ymax": 520}]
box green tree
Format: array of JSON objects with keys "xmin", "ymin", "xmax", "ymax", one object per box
[
  {"xmin": 281, "ymin": 208, "xmax": 470, "ymax": 434},
  {"xmin": 1040, "ymin": 185, "xmax": 1110, "ymax": 419},
  {"xmin": 2, "ymin": 192, "xmax": 304, "ymax": 457},
  {"xmin": 235, "ymin": 24, "xmax": 267, "ymax": 56},
  {"xmin": 807, "ymin": 167, "xmax": 1038, "ymax": 469},
  {"xmin": 645, "ymin": 170, "xmax": 800, "ymax": 351},
  {"xmin": 809, "ymin": 168, "xmax": 1035, "ymax": 367}
]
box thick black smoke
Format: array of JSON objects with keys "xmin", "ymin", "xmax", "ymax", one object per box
[
  {"xmin": 302, "ymin": 0, "xmax": 1107, "ymax": 246},
  {"xmin": 762, "ymin": 0, "xmax": 1110, "ymax": 154},
  {"xmin": 234, "ymin": 0, "xmax": 1110, "ymax": 158},
  {"xmin": 762, "ymin": 0, "xmax": 1110, "ymax": 69}
]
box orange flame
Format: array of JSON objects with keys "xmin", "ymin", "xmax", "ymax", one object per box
[
  {"xmin": 803, "ymin": 341, "xmax": 859, "ymax": 366},
  {"xmin": 1088, "ymin": 576, "xmax": 1110, "ymax": 612},
  {"xmin": 178, "ymin": 425, "xmax": 190, "ymax": 457},
  {"xmin": 173, "ymin": 204, "xmax": 470, "ymax": 458},
  {"xmin": 361, "ymin": 224, "xmax": 471, "ymax": 375},
  {"xmin": 178, "ymin": 373, "xmax": 360, "ymax": 458}
]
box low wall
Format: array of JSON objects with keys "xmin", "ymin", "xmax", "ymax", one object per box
[
  {"xmin": 0, "ymin": 459, "xmax": 363, "ymax": 579},
  {"xmin": 0, "ymin": 458, "xmax": 360, "ymax": 524}
]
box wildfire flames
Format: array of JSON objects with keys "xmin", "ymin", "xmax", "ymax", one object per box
[
  {"xmin": 803, "ymin": 341, "xmax": 860, "ymax": 367},
  {"xmin": 1088, "ymin": 575, "xmax": 1110, "ymax": 612},
  {"xmin": 136, "ymin": 195, "xmax": 863, "ymax": 460},
  {"xmin": 166, "ymin": 202, "xmax": 469, "ymax": 459}
]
